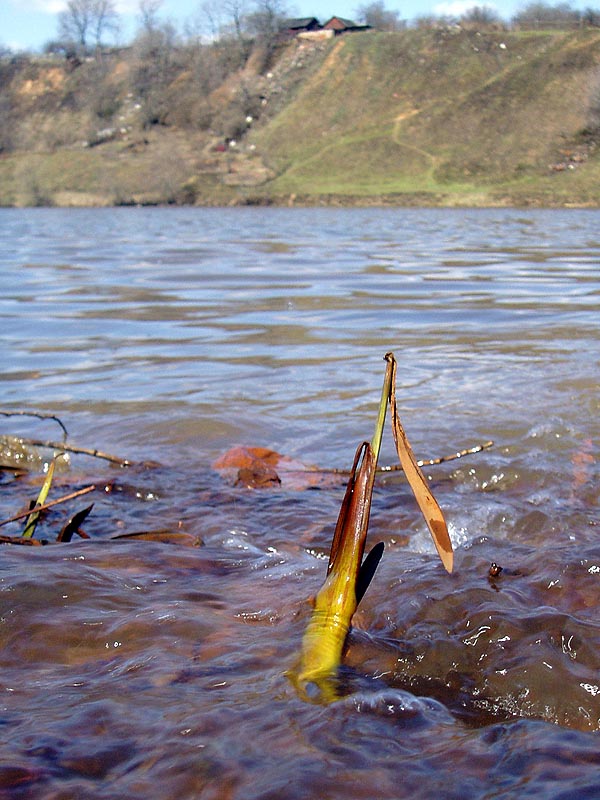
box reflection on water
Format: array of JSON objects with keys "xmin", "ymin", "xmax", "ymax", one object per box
[{"xmin": 0, "ymin": 207, "xmax": 599, "ymax": 798}]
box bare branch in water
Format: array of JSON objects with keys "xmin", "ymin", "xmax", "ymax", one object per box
[
  {"xmin": 302, "ymin": 440, "xmax": 494, "ymax": 475},
  {"xmin": 9, "ymin": 438, "xmax": 132, "ymax": 467},
  {"xmin": 380, "ymin": 440, "xmax": 494, "ymax": 471},
  {"xmin": 0, "ymin": 535, "xmax": 43, "ymax": 546},
  {"xmin": 0, "ymin": 485, "xmax": 96, "ymax": 528},
  {"xmin": 0, "ymin": 410, "xmax": 68, "ymax": 442}
]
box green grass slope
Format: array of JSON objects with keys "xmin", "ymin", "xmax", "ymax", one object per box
[{"xmin": 251, "ymin": 28, "xmax": 600, "ymax": 205}]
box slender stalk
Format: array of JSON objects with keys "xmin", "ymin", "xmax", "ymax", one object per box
[
  {"xmin": 22, "ymin": 458, "xmax": 56, "ymax": 538},
  {"xmin": 369, "ymin": 353, "xmax": 394, "ymax": 463}
]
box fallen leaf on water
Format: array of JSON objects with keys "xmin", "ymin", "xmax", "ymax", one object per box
[{"xmin": 212, "ymin": 445, "xmax": 341, "ymax": 490}]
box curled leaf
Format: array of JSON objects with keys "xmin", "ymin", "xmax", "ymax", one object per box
[{"xmin": 385, "ymin": 353, "xmax": 453, "ymax": 573}]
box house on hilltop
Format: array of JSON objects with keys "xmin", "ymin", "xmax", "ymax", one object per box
[
  {"xmin": 322, "ymin": 16, "xmax": 371, "ymax": 33},
  {"xmin": 280, "ymin": 17, "xmax": 322, "ymax": 37},
  {"xmin": 280, "ymin": 16, "xmax": 371, "ymax": 38}
]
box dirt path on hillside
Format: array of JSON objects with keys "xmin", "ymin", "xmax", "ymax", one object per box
[{"xmin": 391, "ymin": 108, "xmax": 440, "ymax": 183}]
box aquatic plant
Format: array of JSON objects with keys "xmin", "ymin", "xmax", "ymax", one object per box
[
  {"xmin": 21, "ymin": 456, "xmax": 56, "ymax": 539},
  {"xmin": 293, "ymin": 352, "xmax": 453, "ymax": 701}
]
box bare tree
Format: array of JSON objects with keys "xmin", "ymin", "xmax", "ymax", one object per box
[
  {"xmin": 138, "ymin": 0, "xmax": 163, "ymax": 32},
  {"xmin": 581, "ymin": 6, "xmax": 600, "ymax": 25},
  {"xmin": 196, "ymin": 0, "xmax": 225, "ymax": 39},
  {"xmin": 512, "ymin": 2, "xmax": 581, "ymax": 29},
  {"xmin": 132, "ymin": 2, "xmax": 182, "ymax": 126},
  {"xmin": 245, "ymin": 0, "xmax": 288, "ymax": 40},
  {"xmin": 356, "ymin": 1, "xmax": 403, "ymax": 30},
  {"xmin": 460, "ymin": 5, "xmax": 503, "ymax": 28},
  {"xmin": 58, "ymin": 0, "xmax": 120, "ymax": 51},
  {"xmin": 223, "ymin": 0, "xmax": 249, "ymax": 40}
]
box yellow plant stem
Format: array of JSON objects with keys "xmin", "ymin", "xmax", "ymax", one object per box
[{"xmin": 293, "ymin": 352, "xmax": 452, "ymax": 702}]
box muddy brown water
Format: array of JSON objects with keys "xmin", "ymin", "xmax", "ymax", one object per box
[{"xmin": 0, "ymin": 207, "xmax": 599, "ymax": 798}]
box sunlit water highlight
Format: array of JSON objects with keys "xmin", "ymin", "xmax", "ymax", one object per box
[{"xmin": 0, "ymin": 207, "xmax": 599, "ymax": 798}]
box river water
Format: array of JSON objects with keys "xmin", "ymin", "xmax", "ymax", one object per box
[{"xmin": 0, "ymin": 206, "xmax": 599, "ymax": 798}]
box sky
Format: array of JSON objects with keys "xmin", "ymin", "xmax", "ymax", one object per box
[{"xmin": 1, "ymin": 0, "xmax": 594, "ymax": 52}]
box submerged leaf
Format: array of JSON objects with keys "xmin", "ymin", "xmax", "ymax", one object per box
[
  {"xmin": 111, "ymin": 530, "xmax": 203, "ymax": 546},
  {"xmin": 214, "ymin": 446, "xmax": 310, "ymax": 488},
  {"xmin": 0, "ymin": 535, "xmax": 43, "ymax": 546}
]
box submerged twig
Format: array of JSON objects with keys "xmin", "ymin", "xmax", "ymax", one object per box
[
  {"xmin": 11, "ymin": 437, "xmax": 131, "ymax": 467},
  {"xmin": 0, "ymin": 485, "xmax": 96, "ymax": 528},
  {"xmin": 301, "ymin": 440, "xmax": 494, "ymax": 475},
  {"xmin": 381, "ymin": 440, "xmax": 494, "ymax": 471}
]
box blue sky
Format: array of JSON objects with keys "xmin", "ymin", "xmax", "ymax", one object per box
[{"xmin": 1, "ymin": 0, "xmax": 593, "ymax": 52}]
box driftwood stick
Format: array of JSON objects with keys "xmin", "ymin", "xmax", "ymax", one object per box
[
  {"xmin": 380, "ymin": 439, "xmax": 494, "ymax": 471},
  {"xmin": 0, "ymin": 485, "xmax": 96, "ymax": 528},
  {"xmin": 304, "ymin": 440, "xmax": 494, "ymax": 475},
  {"xmin": 0, "ymin": 410, "xmax": 68, "ymax": 441},
  {"xmin": 7, "ymin": 438, "xmax": 131, "ymax": 467}
]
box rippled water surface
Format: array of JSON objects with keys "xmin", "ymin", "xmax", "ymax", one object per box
[{"xmin": 0, "ymin": 207, "xmax": 599, "ymax": 798}]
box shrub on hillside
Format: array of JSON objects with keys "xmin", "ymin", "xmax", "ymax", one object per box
[
  {"xmin": 512, "ymin": 2, "xmax": 583, "ymax": 29},
  {"xmin": 587, "ymin": 69, "xmax": 600, "ymax": 130}
]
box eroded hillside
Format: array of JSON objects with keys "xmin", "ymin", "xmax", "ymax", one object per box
[{"xmin": 1, "ymin": 28, "xmax": 599, "ymax": 207}]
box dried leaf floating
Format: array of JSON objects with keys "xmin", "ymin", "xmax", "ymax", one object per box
[{"xmin": 212, "ymin": 445, "xmax": 331, "ymax": 489}]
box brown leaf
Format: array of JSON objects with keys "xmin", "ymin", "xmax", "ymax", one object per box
[
  {"xmin": 327, "ymin": 441, "xmax": 375, "ymax": 581},
  {"xmin": 213, "ymin": 445, "xmax": 338, "ymax": 489},
  {"xmin": 295, "ymin": 441, "xmax": 380, "ymax": 694},
  {"xmin": 386, "ymin": 353, "xmax": 453, "ymax": 573}
]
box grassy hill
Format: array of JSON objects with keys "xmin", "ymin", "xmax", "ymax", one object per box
[
  {"xmin": 252, "ymin": 28, "xmax": 600, "ymax": 206},
  {"xmin": 2, "ymin": 27, "xmax": 600, "ymax": 207}
]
